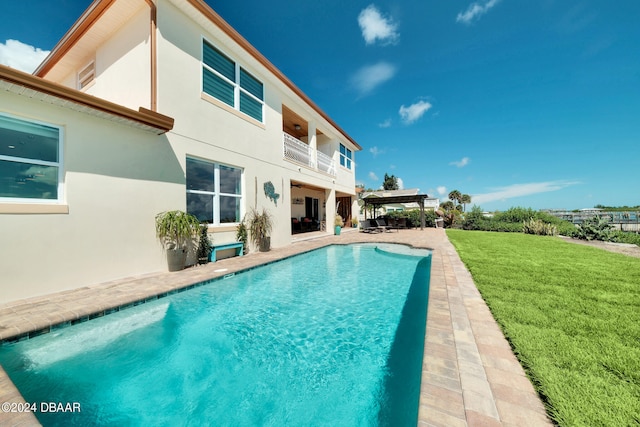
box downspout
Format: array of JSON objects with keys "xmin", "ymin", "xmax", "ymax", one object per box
[{"xmin": 144, "ymin": 0, "xmax": 157, "ymax": 111}]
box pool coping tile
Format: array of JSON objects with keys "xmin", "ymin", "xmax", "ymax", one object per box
[{"xmin": 0, "ymin": 228, "xmax": 553, "ymax": 426}]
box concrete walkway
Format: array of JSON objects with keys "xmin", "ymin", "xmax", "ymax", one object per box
[{"xmin": 0, "ymin": 228, "xmax": 552, "ymax": 426}]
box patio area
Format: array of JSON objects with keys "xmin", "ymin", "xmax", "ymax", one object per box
[{"xmin": 0, "ymin": 228, "xmax": 552, "ymax": 426}]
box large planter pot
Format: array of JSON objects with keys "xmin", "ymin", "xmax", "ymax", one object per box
[
  {"xmin": 166, "ymin": 248, "xmax": 187, "ymax": 272},
  {"xmin": 259, "ymin": 236, "xmax": 271, "ymax": 252},
  {"xmin": 335, "ymin": 226, "xmax": 341, "ymax": 235}
]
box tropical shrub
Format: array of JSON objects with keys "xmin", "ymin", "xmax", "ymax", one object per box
[
  {"xmin": 610, "ymin": 230, "xmax": 640, "ymax": 246},
  {"xmin": 246, "ymin": 207, "xmax": 273, "ymax": 250},
  {"xmin": 493, "ymin": 207, "xmax": 538, "ymax": 223},
  {"xmin": 462, "ymin": 207, "xmax": 576, "ymax": 236},
  {"xmin": 481, "ymin": 220, "xmax": 524, "ymax": 233},
  {"xmin": 523, "ymin": 218, "xmax": 557, "ymax": 236},
  {"xmin": 575, "ymin": 216, "xmax": 613, "ymax": 241},
  {"xmin": 236, "ymin": 220, "xmax": 248, "ymax": 255},
  {"xmin": 556, "ymin": 221, "xmax": 579, "ymax": 237},
  {"xmin": 197, "ymin": 223, "xmax": 212, "ymax": 263},
  {"xmin": 462, "ymin": 205, "xmax": 487, "ymax": 230},
  {"xmin": 155, "ymin": 210, "xmax": 200, "ymax": 250},
  {"xmin": 438, "ymin": 200, "xmax": 462, "ymax": 228},
  {"xmin": 386, "ymin": 209, "xmax": 436, "ymax": 228}
]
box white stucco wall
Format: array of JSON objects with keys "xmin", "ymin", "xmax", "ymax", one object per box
[
  {"xmin": 87, "ymin": 7, "xmax": 152, "ymax": 110},
  {"xmin": 0, "ymin": 91, "xmax": 180, "ymax": 304},
  {"xmin": 155, "ymin": 0, "xmax": 356, "ymax": 249},
  {"xmin": 1, "ymin": 0, "xmax": 359, "ymax": 304}
]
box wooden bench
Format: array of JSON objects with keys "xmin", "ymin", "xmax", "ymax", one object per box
[{"xmin": 210, "ymin": 242, "xmax": 244, "ymax": 262}]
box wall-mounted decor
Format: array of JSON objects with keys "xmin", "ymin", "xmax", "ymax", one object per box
[
  {"xmin": 292, "ymin": 198, "xmax": 304, "ymax": 205},
  {"xmin": 263, "ymin": 181, "xmax": 280, "ymax": 206}
]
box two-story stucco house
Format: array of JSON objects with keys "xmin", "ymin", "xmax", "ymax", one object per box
[{"xmin": 0, "ymin": 0, "xmax": 360, "ymax": 304}]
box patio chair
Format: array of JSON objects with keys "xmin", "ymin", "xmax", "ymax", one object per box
[
  {"xmin": 386, "ymin": 217, "xmax": 398, "ymax": 230},
  {"xmin": 375, "ymin": 218, "xmax": 395, "ymax": 232},
  {"xmin": 361, "ymin": 219, "xmax": 382, "ymax": 233}
]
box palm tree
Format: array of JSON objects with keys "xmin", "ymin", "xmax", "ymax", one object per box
[
  {"xmin": 437, "ymin": 200, "xmax": 459, "ymax": 227},
  {"xmin": 440, "ymin": 200, "xmax": 455, "ymax": 211},
  {"xmin": 448, "ymin": 190, "xmax": 462, "ymax": 205},
  {"xmin": 460, "ymin": 194, "xmax": 471, "ymax": 212}
]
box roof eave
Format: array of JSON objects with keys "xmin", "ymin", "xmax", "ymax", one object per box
[
  {"xmin": 1, "ymin": 65, "xmax": 174, "ymax": 134},
  {"xmin": 34, "ymin": 0, "xmax": 116, "ymax": 78}
]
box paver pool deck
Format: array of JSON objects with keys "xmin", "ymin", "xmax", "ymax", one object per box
[{"xmin": 0, "ymin": 228, "xmax": 552, "ymax": 426}]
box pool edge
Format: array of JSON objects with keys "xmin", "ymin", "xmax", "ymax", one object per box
[{"xmin": 0, "ymin": 229, "xmax": 553, "ymax": 426}]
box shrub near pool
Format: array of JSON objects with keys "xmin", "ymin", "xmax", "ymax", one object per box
[{"xmin": 446, "ymin": 230, "xmax": 640, "ymax": 427}]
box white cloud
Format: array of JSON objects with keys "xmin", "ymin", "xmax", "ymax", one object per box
[
  {"xmin": 378, "ymin": 118, "xmax": 392, "ymax": 128},
  {"xmin": 0, "ymin": 39, "xmax": 49, "ymax": 73},
  {"xmin": 369, "ymin": 146, "xmax": 384, "ymax": 157},
  {"xmin": 358, "ymin": 5, "xmax": 399, "ymax": 46},
  {"xmin": 436, "ymin": 186, "xmax": 447, "ymax": 196},
  {"xmin": 396, "ymin": 177, "xmax": 404, "ymax": 190},
  {"xmin": 450, "ymin": 157, "xmax": 470, "ymax": 168},
  {"xmin": 456, "ymin": 0, "xmax": 501, "ymax": 25},
  {"xmin": 369, "ymin": 171, "xmax": 379, "ymax": 181},
  {"xmin": 351, "ymin": 62, "xmax": 396, "ymax": 97},
  {"xmin": 472, "ymin": 181, "xmax": 580, "ymax": 205},
  {"xmin": 399, "ymin": 100, "xmax": 432, "ymax": 124}
]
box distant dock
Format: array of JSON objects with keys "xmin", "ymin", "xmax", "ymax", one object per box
[{"xmin": 544, "ymin": 210, "xmax": 640, "ymax": 233}]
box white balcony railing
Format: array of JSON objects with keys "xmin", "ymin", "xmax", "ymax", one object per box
[
  {"xmin": 283, "ymin": 133, "xmax": 313, "ymax": 167},
  {"xmin": 283, "ymin": 133, "xmax": 336, "ymax": 176},
  {"xmin": 316, "ymin": 150, "xmax": 336, "ymax": 176}
]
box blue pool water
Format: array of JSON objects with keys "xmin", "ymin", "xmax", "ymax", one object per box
[{"xmin": 0, "ymin": 244, "xmax": 431, "ymax": 426}]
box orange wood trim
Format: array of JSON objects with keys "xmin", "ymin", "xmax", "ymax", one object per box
[
  {"xmin": 1, "ymin": 65, "xmax": 174, "ymax": 133},
  {"xmin": 187, "ymin": 0, "xmax": 361, "ymax": 150},
  {"xmin": 34, "ymin": 0, "xmax": 116, "ymax": 78}
]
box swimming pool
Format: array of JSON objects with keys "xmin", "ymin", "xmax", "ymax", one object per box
[{"xmin": 0, "ymin": 244, "xmax": 431, "ymax": 426}]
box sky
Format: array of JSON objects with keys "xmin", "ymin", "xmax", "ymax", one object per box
[{"xmin": 1, "ymin": 0, "xmax": 639, "ymax": 211}]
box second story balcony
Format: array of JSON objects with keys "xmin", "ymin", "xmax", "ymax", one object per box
[{"xmin": 283, "ymin": 132, "xmax": 336, "ymax": 176}]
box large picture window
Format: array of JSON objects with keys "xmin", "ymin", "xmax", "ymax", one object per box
[
  {"xmin": 186, "ymin": 157, "xmax": 243, "ymax": 225},
  {"xmin": 0, "ymin": 114, "xmax": 62, "ymax": 202},
  {"xmin": 202, "ymin": 40, "xmax": 264, "ymax": 122},
  {"xmin": 339, "ymin": 143, "xmax": 352, "ymax": 170}
]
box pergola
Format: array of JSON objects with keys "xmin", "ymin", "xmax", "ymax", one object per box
[{"xmin": 362, "ymin": 194, "xmax": 430, "ymax": 230}]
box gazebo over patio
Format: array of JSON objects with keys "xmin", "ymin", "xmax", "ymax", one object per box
[{"xmin": 362, "ymin": 194, "xmax": 431, "ymax": 229}]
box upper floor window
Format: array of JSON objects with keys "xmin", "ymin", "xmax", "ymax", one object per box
[
  {"xmin": 77, "ymin": 61, "xmax": 95, "ymax": 90},
  {"xmin": 202, "ymin": 40, "xmax": 264, "ymax": 122},
  {"xmin": 0, "ymin": 114, "xmax": 62, "ymax": 202},
  {"xmin": 186, "ymin": 157, "xmax": 243, "ymax": 225},
  {"xmin": 339, "ymin": 143, "xmax": 352, "ymax": 170}
]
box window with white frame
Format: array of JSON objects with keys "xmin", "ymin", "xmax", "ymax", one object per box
[
  {"xmin": 186, "ymin": 157, "xmax": 243, "ymax": 224},
  {"xmin": 0, "ymin": 114, "xmax": 62, "ymax": 202},
  {"xmin": 202, "ymin": 40, "xmax": 264, "ymax": 122},
  {"xmin": 339, "ymin": 143, "xmax": 352, "ymax": 169}
]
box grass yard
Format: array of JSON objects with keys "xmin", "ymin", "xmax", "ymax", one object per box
[{"xmin": 446, "ymin": 230, "xmax": 640, "ymax": 426}]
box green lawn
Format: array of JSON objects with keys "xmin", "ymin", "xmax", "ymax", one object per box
[{"xmin": 446, "ymin": 230, "xmax": 640, "ymax": 427}]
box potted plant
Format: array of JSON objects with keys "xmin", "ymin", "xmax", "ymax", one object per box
[
  {"xmin": 334, "ymin": 214, "xmax": 344, "ymax": 235},
  {"xmin": 236, "ymin": 220, "xmax": 249, "ymax": 255},
  {"xmin": 197, "ymin": 223, "xmax": 212, "ymax": 264},
  {"xmin": 155, "ymin": 210, "xmax": 200, "ymax": 271},
  {"xmin": 352, "ymin": 217, "xmax": 358, "ymax": 228},
  {"xmin": 247, "ymin": 207, "xmax": 273, "ymax": 252}
]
